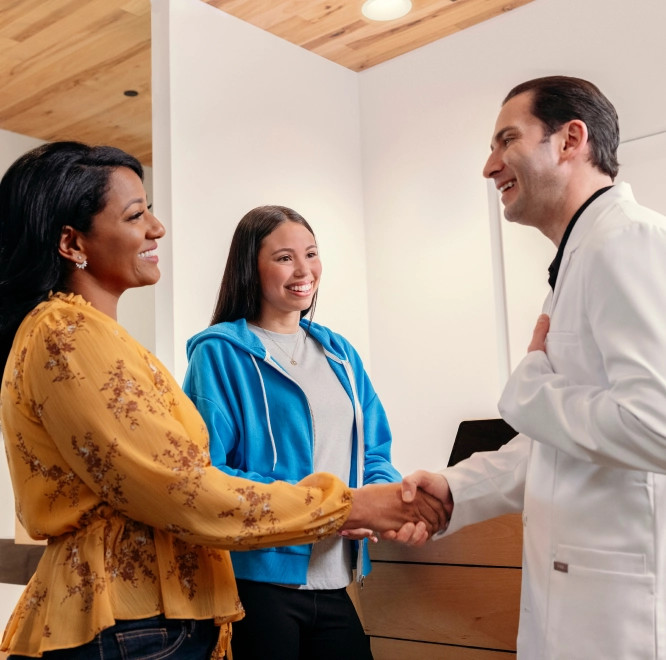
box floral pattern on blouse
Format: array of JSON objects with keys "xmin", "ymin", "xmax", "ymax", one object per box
[{"xmin": 0, "ymin": 293, "xmax": 351, "ymax": 657}]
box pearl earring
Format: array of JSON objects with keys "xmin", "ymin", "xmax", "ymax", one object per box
[{"xmin": 76, "ymin": 256, "xmax": 88, "ymax": 270}]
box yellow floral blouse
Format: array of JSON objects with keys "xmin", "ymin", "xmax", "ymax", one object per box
[{"xmin": 0, "ymin": 293, "xmax": 352, "ymax": 657}]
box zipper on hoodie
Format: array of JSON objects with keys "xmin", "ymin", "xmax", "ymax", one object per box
[{"xmin": 259, "ymin": 347, "xmax": 367, "ymax": 584}]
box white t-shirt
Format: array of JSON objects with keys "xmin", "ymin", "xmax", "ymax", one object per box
[{"xmin": 251, "ymin": 324, "xmax": 354, "ymax": 589}]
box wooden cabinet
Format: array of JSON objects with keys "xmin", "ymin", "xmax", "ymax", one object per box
[{"xmin": 349, "ymin": 513, "xmax": 522, "ymax": 659}]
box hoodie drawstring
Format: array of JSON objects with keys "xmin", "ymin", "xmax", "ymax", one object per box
[
  {"xmin": 327, "ymin": 351, "xmax": 366, "ymax": 583},
  {"xmin": 250, "ymin": 354, "xmax": 278, "ymax": 470}
]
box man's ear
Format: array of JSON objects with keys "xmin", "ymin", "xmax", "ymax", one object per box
[
  {"xmin": 560, "ymin": 119, "xmax": 589, "ymax": 161},
  {"xmin": 59, "ymin": 225, "xmax": 86, "ymax": 266}
]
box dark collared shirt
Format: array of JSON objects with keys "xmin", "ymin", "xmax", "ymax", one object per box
[{"xmin": 547, "ymin": 186, "xmax": 614, "ymax": 290}]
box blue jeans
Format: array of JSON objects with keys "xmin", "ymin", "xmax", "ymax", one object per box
[{"xmin": 8, "ymin": 614, "xmax": 221, "ymax": 660}]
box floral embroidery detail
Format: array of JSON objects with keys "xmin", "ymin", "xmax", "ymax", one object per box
[
  {"xmin": 70, "ymin": 433, "xmax": 127, "ymax": 508},
  {"xmin": 100, "ymin": 358, "xmax": 175, "ymax": 428},
  {"xmin": 153, "ymin": 432, "xmax": 208, "ymax": 509},
  {"xmin": 101, "ymin": 360, "xmax": 148, "ymax": 428},
  {"xmin": 14, "ymin": 431, "xmax": 82, "ymax": 510},
  {"xmin": 166, "ymin": 539, "xmax": 202, "ymax": 600},
  {"xmin": 6, "ymin": 346, "xmax": 27, "ymax": 405},
  {"xmin": 226, "ymin": 485, "xmax": 279, "ymax": 532},
  {"xmin": 43, "ymin": 312, "xmax": 87, "ymax": 383},
  {"xmin": 308, "ymin": 511, "xmax": 340, "ymax": 539},
  {"xmin": 147, "ymin": 357, "xmax": 177, "ymax": 409},
  {"xmin": 164, "ymin": 523, "xmax": 193, "ymax": 537},
  {"xmin": 104, "ymin": 521, "xmax": 158, "ymax": 587},
  {"xmin": 21, "ymin": 579, "xmax": 48, "ymax": 615},
  {"xmin": 61, "ymin": 541, "xmax": 106, "ymax": 613},
  {"xmin": 31, "ymin": 399, "xmax": 44, "ymax": 420}
]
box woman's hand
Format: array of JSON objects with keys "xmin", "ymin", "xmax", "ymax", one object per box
[
  {"xmin": 338, "ymin": 528, "xmax": 378, "ymax": 542},
  {"xmin": 342, "ymin": 482, "xmax": 448, "ymax": 545}
]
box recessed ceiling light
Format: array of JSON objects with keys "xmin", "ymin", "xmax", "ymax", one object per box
[{"xmin": 361, "ymin": 0, "xmax": 412, "ymax": 21}]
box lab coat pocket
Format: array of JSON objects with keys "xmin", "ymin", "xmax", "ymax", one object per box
[
  {"xmin": 544, "ymin": 331, "xmax": 588, "ymax": 381},
  {"xmin": 547, "ymin": 544, "xmax": 655, "ymax": 660},
  {"xmin": 546, "ymin": 330, "xmax": 578, "ymax": 344}
]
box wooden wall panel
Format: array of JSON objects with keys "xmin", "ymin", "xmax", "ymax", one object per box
[
  {"xmin": 371, "ymin": 513, "xmax": 522, "ymax": 567},
  {"xmin": 353, "ymin": 563, "xmax": 520, "ymax": 649},
  {"xmin": 350, "ymin": 514, "xmax": 523, "ymax": 658},
  {"xmin": 370, "ymin": 638, "xmax": 515, "ymax": 659}
]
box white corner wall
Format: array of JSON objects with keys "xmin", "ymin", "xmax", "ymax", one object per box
[
  {"xmin": 0, "ymin": 129, "xmax": 45, "ymax": 174},
  {"xmin": 152, "ymin": 0, "xmax": 369, "ymax": 380},
  {"xmin": 151, "ymin": 0, "xmax": 666, "ymax": 475},
  {"xmin": 0, "ymin": 130, "xmax": 46, "ymax": 539},
  {"xmin": 116, "ymin": 165, "xmax": 157, "ymax": 353},
  {"xmin": 359, "ymin": 0, "xmax": 666, "ymax": 472}
]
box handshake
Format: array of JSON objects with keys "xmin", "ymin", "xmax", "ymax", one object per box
[{"xmin": 340, "ymin": 471, "xmax": 453, "ymax": 547}]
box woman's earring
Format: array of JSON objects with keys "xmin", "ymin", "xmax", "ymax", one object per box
[{"xmin": 76, "ymin": 256, "xmax": 88, "ymax": 270}]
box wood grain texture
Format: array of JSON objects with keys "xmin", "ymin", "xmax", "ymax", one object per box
[
  {"xmin": 348, "ymin": 514, "xmax": 523, "ymax": 656},
  {"xmin": 370, "ymin": 637, "xmax": 516, "ymax": 659},
  {"xmin": 0, "ymin": 0, "xmax": 535, "ymax": 164},
  {"xmin": 0, "ymin": 0, "xmax": 152, "ymax": 163},
  {"xmin": 206, "ymin": 0, "xmax": 535, "ymax": 71},
  {"xmin": 353, "ymin": 563, "xmax": 520, "ymax": 649},
  {"xmin": 371, "ymin": 513, "xmax": 523, "ymax": 566}
]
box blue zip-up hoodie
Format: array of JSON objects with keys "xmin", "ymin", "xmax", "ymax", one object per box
[{"xmin": 183, "ymin": 318, "xmax": 400, "ymax": 584}]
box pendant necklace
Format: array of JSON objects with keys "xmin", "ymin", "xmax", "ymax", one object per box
[{"xmin": 258, "ymin": 326, "xmax": 302, "ymax": 366}]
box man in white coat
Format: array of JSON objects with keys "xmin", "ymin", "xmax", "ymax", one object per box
[{"xmin": 395, "ymin": 76, "xmax": 666, "ymax": 659}]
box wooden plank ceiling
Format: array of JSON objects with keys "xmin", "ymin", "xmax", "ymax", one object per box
[{"xmin": 0, "ymin": 0, "xmax": 534, "ymax": 166}]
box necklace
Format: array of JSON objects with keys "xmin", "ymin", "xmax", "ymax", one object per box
[{"xmin": 257, "ymin": 326, "xmax": 302, "ymax": 366}]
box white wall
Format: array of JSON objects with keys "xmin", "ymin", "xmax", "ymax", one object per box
[
  {"xmin": 117, "ymin": 166, "xmax": 157, "ymax": 352},
  {"xmin": 0, "ymin": 129, "xmax": 45, "ymax": 175},
  {"xmin": 617, "ymin": 133, "xmax": 666, "ymax": 216},
  {"xmin": 152, "ymin": 0, "xmax": 370, "ymax": 380},
  {"xmin": 358, "ymin": 47, "xmax": 505, "ymax": 473},
  {"xmin": 150, "ymin": 0, "xmax": 666, "ymax": 475},
  {"xmin": 0, "ymin": 131, "xmax": 48, "ymax": 540},
  {"xmin": 358, "ymin": 0, "xmax": 666, "ymax": 472}
]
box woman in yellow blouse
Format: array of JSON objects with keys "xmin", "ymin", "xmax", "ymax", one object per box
[{"xmin": 0, "ymin": 142, "xmax": 442, "ymax": 659}]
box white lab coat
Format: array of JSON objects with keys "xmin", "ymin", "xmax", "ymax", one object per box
[{"xmin": 444, "ymin": 183, "xmax": 666, "ymax": 659}]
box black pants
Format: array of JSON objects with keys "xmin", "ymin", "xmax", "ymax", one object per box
[{"xmin": 232, "ymin": 580, "xmax": 373, "ymax": 660}]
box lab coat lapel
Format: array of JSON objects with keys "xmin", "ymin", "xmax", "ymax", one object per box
[{"xmin": 546, "ymin": 188, "xmax": 616, "ymax": 314}]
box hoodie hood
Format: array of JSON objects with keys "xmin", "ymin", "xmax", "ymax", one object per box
[{"xmin": 186, "ymin": 317, "xmax": 351, "ymax": 363}]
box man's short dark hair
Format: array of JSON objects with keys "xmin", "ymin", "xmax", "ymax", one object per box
[{"xmin": 505, "ymin": 76, "xmax": 619, "ymax": 179}]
